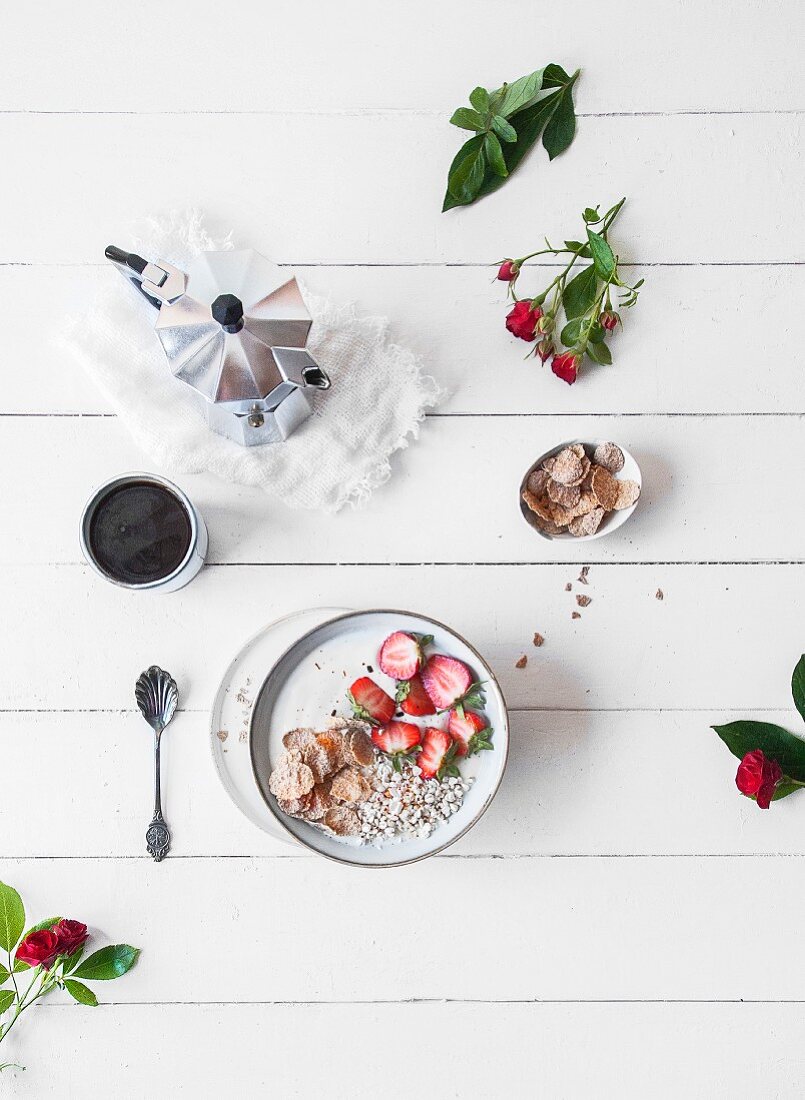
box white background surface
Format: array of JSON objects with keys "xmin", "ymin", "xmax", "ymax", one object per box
[{"xmin": 1, "ymin": 1, "xmax": 804, "ymax": 1095}]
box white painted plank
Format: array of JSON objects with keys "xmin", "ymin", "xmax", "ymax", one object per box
[
  {"xmin": 1, "ymin": 710, "xmax": 800, "ymax": 858},
  {"xmin": 1, "ymin": 113, "xmax": 802, "ymax": 263},
  {"xmin": 6, "ymin": 263, "xmax": 805, "ymax": 416},
  {"xmin": 2, "ymin": 0, "xmax": 802, "ymax": 114},
  {"xmin": 6, "ymin": 1001, "xmax": 804, "ymax": 1099},
  {"xmin": 3, "ymin": 855, "xmax": 805, "ymax": 1001},
  {"xmin": 3, "ymin": 564, "xmax": 801, "ymax": 711},
  {"xmin": 3, "ymin": 414, "xmax": 802, "ymax": 565}
]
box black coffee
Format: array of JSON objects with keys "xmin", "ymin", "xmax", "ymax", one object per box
[{"xmin": 88, "ymin": 480, "xmax": 193, "ymax": 585}]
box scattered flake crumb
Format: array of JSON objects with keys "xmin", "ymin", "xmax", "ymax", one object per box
[
  {"xmin": 216, "ymin": 729, "xmax": 228, "ymax": 742},
  {"xmin": 533, "ymin": 632, "xmax": 545, "ymax": 647},
  {"xmin": 515, "ymin": 655, "xmax": 528, "ymax": 669},
  {"xmin": 576, "ymin": 594, "xmax": 592, "ymax": 607},
  {"xmin": 565, "ymin": 582, "xmax": 572, "ymax": 592},
  {"xmin": 572, "ymin": 611, "xmax": 581, "ymax": 620},
  {"xmin": 578, "ymin": 566, "xmax": 590, "ymax": 585},
  {"xmin": 656, "ymin": 588, "xmax": 664, "ymax": 601}
]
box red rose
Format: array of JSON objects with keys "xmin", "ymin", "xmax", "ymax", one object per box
[
  {"xmin": 16, "ymin": 929, "xmax": 61, "ymax": 970},
  {"xmin": 551, "ymin": 351, "xmax": 580, "ymax": 385},
  {"xmin": 599, "ymin": 310, "xmax": 619, "ymax": 331},
  {"xmin": 736, "ymin": 749, "xmax": 783, "ymax": 809},
  {"xmin": 506, "ymin": 301, "xmax": 543, "ymax": 341},
  {"xmin": 536, "ymin": 340, "xmax": 554, "ymax": 363},
  {"xmin": 497, "ymin": 260, "xmax": 518, "ymax": 282},
  {"xmin": 54, "ymin": 919, "xmax": 88, "ymax": 956}
]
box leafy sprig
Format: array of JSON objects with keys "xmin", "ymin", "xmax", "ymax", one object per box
[
  {"xmin": 712, "ymin": 655, "xmax": 805, "ymax": 803},
  {"xmin": 444, "ymin": 64, "xmax": 580, "ymax": 211},
  {"xmin": 0, "ymin": 882, "xmax": 138, "ymax": 1070},
  {"xmin": 500, "ymin": 198, "xmax": 643, "ymax": 380}
]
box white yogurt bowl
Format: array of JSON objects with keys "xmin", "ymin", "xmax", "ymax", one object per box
[{"xmin": 249, "ymin": 609, "xmax": 509, "ymax": 868}]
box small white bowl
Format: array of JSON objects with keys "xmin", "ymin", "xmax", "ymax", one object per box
[{"xmin": 519, "ymin": 438, "xmax": 642, "ymax": 543}]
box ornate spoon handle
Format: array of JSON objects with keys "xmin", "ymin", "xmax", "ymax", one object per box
[{"xmin": 146, "ymin": 730, "xmax": 171, "ymax": 861}]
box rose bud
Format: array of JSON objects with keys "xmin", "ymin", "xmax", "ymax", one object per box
[
  {"xmin": 505, "ymin": 300, "xmax": 543, "ymax": 342},
  {"xmin": 497, "ymin": 260, "xmax": 518, "ymax": 281},
  {"xmin": 16, "ymin": 929, "xmax": 61, "ymax": 970},
  {"xmin": 551, "ymin": 351, "xmax": 581, "ymax": 385},
  {"xmin": 736, "ymin": 749, "xmax": 783, "ymax": 809},
  {"xmin": 536, "ymin": 340, "xmax": 554, "ymax": 363},
  {"xmin": 53, "ymin": 919, "xmax": 89, "ymax": 956},
  {"xmin": 599, "ymin": 310, "xmax": 619, "ymax": 331}
]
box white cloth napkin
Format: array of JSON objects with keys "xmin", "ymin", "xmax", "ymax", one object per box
[{"xmin": 61, "ymin": 211, "xmax": 441, "ymax": 512}]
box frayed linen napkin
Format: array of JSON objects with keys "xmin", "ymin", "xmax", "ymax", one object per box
[{"xmin": 61, "ymin": 211, "xmax": 441, "ymax": 512}]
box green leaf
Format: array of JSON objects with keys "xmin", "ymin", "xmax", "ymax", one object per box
[
  {"xmin": 564, "ymin": 240, "xmax": 592, "ymax": 257},
  {"xmin": 491, "ymin": 115, "xmax": 517, "ymax": 143},
  {"xmin": 588, "ymin": 322, "xmax": 605, "ymax": 343},
  {"xmin": 542, "ymin": 63, "xmax": 572, "ymax": 88},
  {"xmin": 772, "ymin": 781, "xmax": 802, "ymax": 802},
  {"xmin": 0, "ymin": 990, "xmax": 15, "ymax": 1015},
  {"xmin": 468, "ymin": 87, "xmax": 490, "ymax": 114},
  {"xmin": 587, "ymin": 229, "xmax": 616, "ymax": 280},
  {"xmin": 542, "ymin": 80, "xmax": 576, "ymax": 160},
  {"xmin": 583, "ymin": 207, "xmax": 601, "ymax": 223},
  {"xmin": 496, "ymin": 68, "xmax": 545, "ymax": 118},
  {"xmin": 484, "ymin": 131, "xmax": 508, "ymax": 178},
  {"xmin": 443, "ymin": 134, "xmax": 486, "ymax": 209},
  {"xmin": 74, "ymin": 945, "xmax": 139, "ymax": 982},
  {"xmin": 586, "ymin": 340, "xmax": 612, "ymax": 365},
  {"xmin": 0, "ymin": 884, "xmax": 25, "ymax": 953},
  {"xmin": 0, "ymin": 964, "xmax": 9, "ymax": 986},
  {"xmin": 64, "ymin": 979, "xmax": 98, "ymax": 1007},
  {"xmin": 470, "ymin": 91, "xmax": 561, "ymax": 205},
  {"xmin": 712, "ymin": 720, "xmax": 805, "ymax": 782},
  {"xmin": 792, "ymin": 655, "xmax": 805, "ymax": 723},
  {"xmin": 560, "ymin": 318, "xmax": 584, "ymax": 347},
  {"xmin": 562, "ymin": 264, "xmax": 598, "ymax": 319},
  {"xmin": 449, "ymin": 107, "xmax": 485, "ymax": 132}
]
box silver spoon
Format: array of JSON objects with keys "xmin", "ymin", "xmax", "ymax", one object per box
[{"xmin": 135, "ymin": 666, "xmax": 178, "ymax": 862}]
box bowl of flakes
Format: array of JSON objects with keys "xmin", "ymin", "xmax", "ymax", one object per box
[
  {"xmin": 249, "ymin": 609, "xmax": 509, "ymax": 867},
  {"xmin": 519, "ymin": 439, "xmax": 642, "ymax": 541}
]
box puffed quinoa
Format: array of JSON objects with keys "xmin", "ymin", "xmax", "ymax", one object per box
[{"xmin": 355, "ymin": 757, "xmax": 472, "ymax": 846}]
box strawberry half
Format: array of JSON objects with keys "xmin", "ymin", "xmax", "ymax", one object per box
[
  {"xmin": 447, "ymin": 709, "xmax": 494, "ymax": 757},
  {"xmin": 416, "ymin": 726, "xmax": 460, "ymax": 780},
  {"xmin": 347, "ymin": 677, "xmax": 395, "ymax": 726},
  {"xmin": 420, "ymin": 655, "xmax": 479, "ymax": 711},
  {"xmin": 378, "ymin": 631, "xmax": 432, "ymax": 681},
  {"xmin": 372, "ymin": 720, "xmax": 422, "ymax": 770},
  {"xmin": 397, "ymin": 673, "xmax": 436, "ymax": 717}
]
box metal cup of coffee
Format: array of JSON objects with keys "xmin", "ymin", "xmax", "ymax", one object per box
[{"xmin": 80, "ymin": 473, "xmax": 207, "ymax": 593}]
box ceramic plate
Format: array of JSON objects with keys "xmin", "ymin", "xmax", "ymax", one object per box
[
  {"xmin": 250, "ymin": 609, "xmax": 509, "ymax": 867},
  {"xmin": 209, "ymin": 606, "xmax": 349, "ymax": 843}
]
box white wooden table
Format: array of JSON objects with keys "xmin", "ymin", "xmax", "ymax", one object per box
[{"xmin": 2, "ymin": 2, "xmax": 804, "ymax": 1094}]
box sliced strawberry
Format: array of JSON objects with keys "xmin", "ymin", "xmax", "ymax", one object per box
[
  {"xmin": 372, "ymin": 720, "xmax": 421, "ymax": 756},
  {"xmin": 397, "ymin": 673, "xmax": 436, "ymax": 717},
  {"xmin": 347, "ymin": 677, "xmax": 395, "ymax": 726},
  {"xmin": 378, "ymin": 631, "xmax": 431, "ymax": 681},
  {"xmin": 420, "ymin": 655, "xmax": 472, "ymax": 710},
  {"xmin": 416, "ymin": 726, "xmax": 459, "ymax": 780},
  {"xmin": 447, "ymin": 709, "xmax": 493, "ymax": 757}
]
